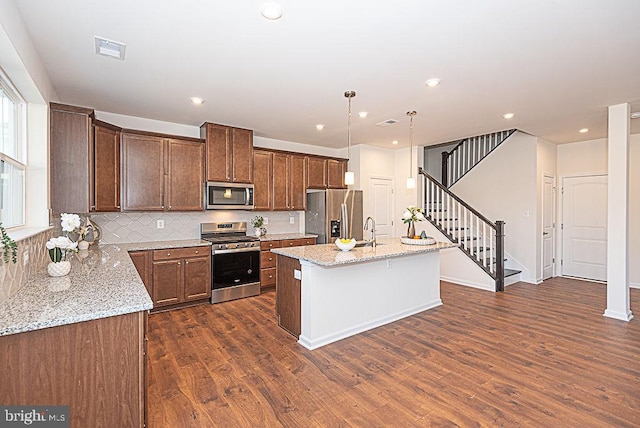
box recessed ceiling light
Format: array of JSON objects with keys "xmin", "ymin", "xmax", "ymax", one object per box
[
  {"xmin": 425, "ymin": 78, "xmax": 440, "ymax": 87},
  {"xmin": 261, "ymin": 3, "xmax": 283, "ymax": 20},
  {"xmin": 579, "ymin": 128, "xmax": 589, "ymax": 133},
  {"xmin": 190, "ymin": 97, "xmax": 204, "ymax": 105},
  {"xmin": 502, "ymin": 112, "xmax": 515, "ymax": 119},
  {"xmin": 392, "ymin": 140, "xmax": 399, "ymax": 145},
  {"xmin": 631, "ymin": 112, "xmax": 640, "ymax": 119},
  {"xmin": 358, "ymin": 112, "xmax": 368, "ymax": 118},
  {"xmin": 315, "ymin": 124, "xmax": 325, "ymax": 131},
  {"xmin": 94, "ymin": 36, "xmax": 126, "ymax": 60}
]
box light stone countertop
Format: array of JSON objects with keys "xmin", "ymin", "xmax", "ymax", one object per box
[
  {"xmin": 259, "ymin": 233, "xmax": 318, "ymax": 242},
  {"xmin": 271, "ymin": 238, "xmax": 458, "ymax": 267},
  {"xmin": 0, "ymin": 239, "xmax": 211, "ymax": 337}
]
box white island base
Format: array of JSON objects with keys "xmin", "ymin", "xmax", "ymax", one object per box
[{"xmin": 296, "ymin": 251, "xmax": 441, "ymax": 350}]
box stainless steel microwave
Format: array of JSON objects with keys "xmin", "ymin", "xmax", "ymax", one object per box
[{"xmin": 206, "ymin": 182, "xmax": 254, "ymax": 210}]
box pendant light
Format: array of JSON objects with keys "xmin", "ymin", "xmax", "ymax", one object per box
[
  {"xmin": 406, "ymin": 110, "xmax": 417, "ymax": 189},
  {"xmin": 344, "ymin": 90, "xmax": 356, "ymax": 186}
]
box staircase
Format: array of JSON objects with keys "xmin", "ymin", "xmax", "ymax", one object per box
[
  {"xmin": 420, "ymin": 169, "xmax": 505, "ymax": 291},
  {"xmin": 441, "ymin": 129, "xmax": 515, "ymax": 187}
]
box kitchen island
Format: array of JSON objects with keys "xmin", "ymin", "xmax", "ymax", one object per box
[{"xmin": 271, "ymin": 238, "xmax": 457, "ymax": 350}]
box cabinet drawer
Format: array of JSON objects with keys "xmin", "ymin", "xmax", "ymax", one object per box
[
  {"xmin": 152, "ymin": 246, "xmax": 209, "ymax": 261},
  {"xmin": 260, "ymin": 240, "xmax": 282, "ymax": 251},
  {"xmin": 261, "ymin": 251, "xmax": 276, "ymax": 268},
  {"xmin": 261, "ymin": 268, "xmax": 277, "ymax": 286},
  {"xmin": 282, "ymin": 238, "xmax": 313, "ymax": 248}
]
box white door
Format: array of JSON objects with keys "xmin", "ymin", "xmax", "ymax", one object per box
[
  {"xmin": 369, "ymin": 177, "xmax": 394, "ymax": 238},
  {"xmin": 561, "ymin": 175, "xmax": 607, "ymax": 281},
  {"xmin": 542, "ymin": 175, "xmax": 555, "ymax": 280}
]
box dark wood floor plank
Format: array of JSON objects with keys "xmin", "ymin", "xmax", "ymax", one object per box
[{"xmin": 147, "ymin": 278, "xmax": 640, "ymax": 427}]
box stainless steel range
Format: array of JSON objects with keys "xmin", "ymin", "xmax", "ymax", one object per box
[{"xmin": 200, "ymin": 222, "xmax": 261, "ymax": 304}]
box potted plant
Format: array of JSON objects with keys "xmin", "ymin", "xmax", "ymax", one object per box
[
  {"xmin": 251, "ymin": 216, "xmax": 267, "ymax": 237},
  {"xmin": 0, "ymin": 223, "xmax": 18, "ymax": 264},
  {"xmin": 45, "ymin": 236, "xmax": 78, "ymax": 277},
  {"xmin": 402, "ymin": 206, "xmax": 426, "ymax": 238}
]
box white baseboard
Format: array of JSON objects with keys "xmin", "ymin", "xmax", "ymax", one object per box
[
  {"xmin": 630, "ymin": 282, "xmax": 640, "ymax": 289},
  {"xmin": 440, "ymin": 276, "xmax": 494, "ymax": 292}
]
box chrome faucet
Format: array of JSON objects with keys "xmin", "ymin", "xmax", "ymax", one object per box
[{"xmin": 364, "ymin": 217, "xmax": 377, "ymax": 248}]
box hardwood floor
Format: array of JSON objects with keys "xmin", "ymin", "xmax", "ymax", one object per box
[{"xmin": 147, "ymin": 277, "xmax": 640, "ymax": 427}]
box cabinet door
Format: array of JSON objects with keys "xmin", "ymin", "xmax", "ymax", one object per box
[
  {"xmin": 253, "ymin": 150, "xmax": 273, "ymax": 210},
  {"xmin": 183, "ymin": 255, "xmax": 211, "ymax": 301},
  {"xmin": 129, "ymin": 250, "xmax": 151, "ymax": 296},
  {"xmin": 290, "ymin": 154, "xmax": 306, "ymax": 210},
  {"xmin": 306, "ymin": 156, "xmax": 327, "ymax": 189},
  {"xmin": 203, "ymin": 123, "xmax": 231, "ymax": 182},
  {"xmin": 122, "ymin": 133, "xmax": 165, "ymax": 211},
  {"xmin": 152, "ymin": 260, "xmax": 183, "ymax": 306},
  {"xmin": 94, "ymin": 125, "xmax": 121, "ymax": 212},
  {"xmin": 231, "ymin": 128, "xmax": 253, "ymax": 183},
  {"xmin": 327, "ymin": 159, "xmax": 347, "ymax": 189},
  {"xmin": 50, "ymin": 105, "xmax": 93, "ymax": 213},
  {"xmin": 167, "ymin": 138, "xmax": 205, "ymax": 211},
  {"xmin": 272, "ymin": 153, "xmax": 290, "ymax": 210}
]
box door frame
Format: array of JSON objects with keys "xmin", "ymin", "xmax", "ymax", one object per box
[
  {"xmin": 367, "ymin": 175, "xmax": 395, "ymax": 238},
  {"xmin": 559, "ymin": 172, "xmax": 608, "ymax": 280},
  {"xmin": 541, "ymin": 173, "xmax": 556, "ymax": 280}
]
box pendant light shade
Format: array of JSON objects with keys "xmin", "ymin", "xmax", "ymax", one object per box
[
  {"xmin": 406, "ymin": 110, "xmax": 417, "ymax": 189},
  {"xmin": 344, "ymin": 90, "xmax": 356, "ymax": 186}
]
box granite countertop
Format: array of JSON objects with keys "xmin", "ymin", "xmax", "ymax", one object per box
[
  {"xmin": 0, "ymin": 239, "xmax": 211, "ymax": 337},
  {"xmin": 271, "ymin": 238, "xmax": 458, "ymax": 267},
  {"xmin": 260, "ymin": 233, "xmax": 318, "ymax": 242}
]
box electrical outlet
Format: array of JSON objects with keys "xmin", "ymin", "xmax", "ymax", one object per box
[
  {"xmin": 263, "ymin": 217, "xmax": 268, "ymax": 225},
  {"xmin": 23, "ymin": 251, "xmax": 29, "ymax": 266},
  {"xmin": 289, "ymin": 217, "xmax": 295, "ymax": 224},
  {"xmin": 157, "ymin": 220, "xmax": 165, "ymax": 229}
]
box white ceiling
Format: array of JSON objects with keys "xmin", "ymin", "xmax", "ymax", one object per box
[{"xmin": 13, "ymin": 0, "xmax": 640, "ymax": 149}]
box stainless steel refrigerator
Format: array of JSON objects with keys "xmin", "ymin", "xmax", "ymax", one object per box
[{"xmin": 306, "ymin": 189, "xmax": 363, "ymax": 244}]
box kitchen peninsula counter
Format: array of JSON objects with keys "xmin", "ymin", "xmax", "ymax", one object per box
[{"xmin": 272, "ymin": 238, "xmax": 457, "ymax": 350}]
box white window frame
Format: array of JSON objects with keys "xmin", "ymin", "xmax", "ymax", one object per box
[{"xmin": 0, "ymin": 68, "xmax": 27, "ymax": 229}]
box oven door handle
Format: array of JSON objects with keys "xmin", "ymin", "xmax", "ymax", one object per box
[{"xmin": 213, "ymin": 247, "xmax": 260, "ymax": 255}]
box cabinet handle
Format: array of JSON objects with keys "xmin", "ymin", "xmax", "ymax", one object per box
[
  {"xmin": 269, "ymin": 275, "xmax": 273, "ymax": 279},
  {"xmin": 185, "ymin": 261, "xmax": 189, "ymax": 264},
  {"xmin": 195, "ymin": 250, "xmax": 199, "ymax": 254},
  {"xmin": 177, "ymin": 262, "xmax": 181, "ymax": 265},
  {"xmin": 167, "ymin": 253, "xmax": 171, "ymax": 256},
  {"xmin": 269, "ymin": 257, "xmax": 273, "ymax": 261},
  {"xmin": 161, "ymin": 205, "xmax": 165, "ymax": 209}
]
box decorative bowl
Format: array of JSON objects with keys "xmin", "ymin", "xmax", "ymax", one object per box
[{"xmin": 335, "ymin": 238, "xmax": 356, "ymax": 251}]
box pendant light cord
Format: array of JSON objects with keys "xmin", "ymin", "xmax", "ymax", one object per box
[
  {"xmin": 407, "ymin": 110, "xmax": 417, "ymax": 177},
  {"xmin": 345, "ymin": 91, "xmax": 356, "ymax": 162}
]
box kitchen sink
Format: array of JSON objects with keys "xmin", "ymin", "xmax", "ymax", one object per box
[{"xmin": 354, "ymin": 241, "xmax": 384, "ymax": 247}]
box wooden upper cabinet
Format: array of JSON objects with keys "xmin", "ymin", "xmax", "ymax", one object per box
[
  {"xmin": 50, "ymin": 103, "xmax": 94, "ymax": 213},
  {"xmin": 93, "ymin": 122, "xmax": 121, "ymax": 212},
  {"xmin": 121, "ymin": 133, "xmax": 165, "ymax": 211},
  {"xmin": 167, "ymin": 138, "xmax": 205, "ymax": 211},
  {"xmin": 290, "ymin": 154, "xmax": 306, "ymax": 210},
  {"xmin": 253, "ymin": 150, "xmax": 273, "ymax": 210},
  {"xmin": 231, "ymin": 127, "xmax": 253, "ymax": 183},
  {"xmin": 327, "ymin": 159, "xmax": 347, "ymax": 189},
  {"xmin": 200, "ymin": 122, "xmax": 253, "ymax": 184},
  {"xmin": 272, "ymin": 152, "xmax": 290, "ymax": 210},
  {"xmin": 306, "ymin": 156, "xmax": 327, "ymax": 189}
]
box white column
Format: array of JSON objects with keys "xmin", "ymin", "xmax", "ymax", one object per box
[{"xmin": 604, "ymin": 103, "xmax": 633, "ymax": 321}]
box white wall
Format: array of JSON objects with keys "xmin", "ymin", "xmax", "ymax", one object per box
[
  {"xmin": 451, "ymin": 131, "xmax": 538, "ymax": 283},
  {"xmin": 536, "ymin": 138, "xmax": 557, "ymax": 281},
  {"xmin": 556, "ymin": 134, "xmax": 639, "ymax": 288}
]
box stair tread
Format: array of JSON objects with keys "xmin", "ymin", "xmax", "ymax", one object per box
[{"xmin": 504, "ymin": 269, "xmax": 521, "ymax": 278}]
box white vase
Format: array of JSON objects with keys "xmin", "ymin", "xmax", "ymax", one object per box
[
  {"xmin": 255, "ymin": 228, "xmax": 262, "ymax": 237},
  {"xmin": 47, "ymin": 261, "xmax": 71, "ymax": 277}
]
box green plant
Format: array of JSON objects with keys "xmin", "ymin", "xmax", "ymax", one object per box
[
  {"xmin": 0, "ymin": 223, "xmax": 18, "ymax": 264},
  {"xmin": 251, "ymin": 215, "xmax": 264, "ymax": 228}
]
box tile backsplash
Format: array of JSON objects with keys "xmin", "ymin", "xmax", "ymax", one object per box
[
  {"xmin": 91, "ymin": 211, "xmax": 303, "ymax": 244},
  {"xmin": 0, "ymin": 229, "xmax": 55, "ymax": 304}
]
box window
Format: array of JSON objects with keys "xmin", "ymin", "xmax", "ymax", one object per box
[{"xmin": 0, "ymin": 70, "xmax": 26, "ymax": 228}]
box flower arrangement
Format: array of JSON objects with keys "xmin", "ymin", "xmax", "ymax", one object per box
[
  {"xmin": 251, "ymin": 216, "xmax": 264, "ymax": 228},
  {"xmin": 402, "ymin": 206, "xmax": 426, "ymax": 224},
  {"xmin": 61, "ymin": 212, "xmax": 81, "ymax": 236},
  {"xmin": 46, "ymin": 236, "xmax": 78, "ymax": 263}
]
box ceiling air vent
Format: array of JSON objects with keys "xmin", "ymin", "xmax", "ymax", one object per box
[
  {"xmin": 94, "ymin": 36, "xmax": 126, "ymax": 60},
  {"xmin": 376, "ymin": 119, "xmax": 399, "ymax": 127}
]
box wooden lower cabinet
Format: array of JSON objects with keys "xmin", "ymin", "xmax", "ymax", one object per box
[
  {"xmin": 129, "ymin": 246, "xmax": 211, "ymax": 311},
  {"xmin": 275, "ymin": 255, "xmax": 302, "ymax": 338},
  {"xmin": 0, "ymin": 311, "xmax": 147, "ymax": 427},
  {"xmin": 260, "ymin": 238, "xmax": 315, "ymax": 291}
]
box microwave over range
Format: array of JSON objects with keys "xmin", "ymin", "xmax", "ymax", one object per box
[{"xmin": 206, "ymin": 182, "xmax": 254, "ymax": 210}]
